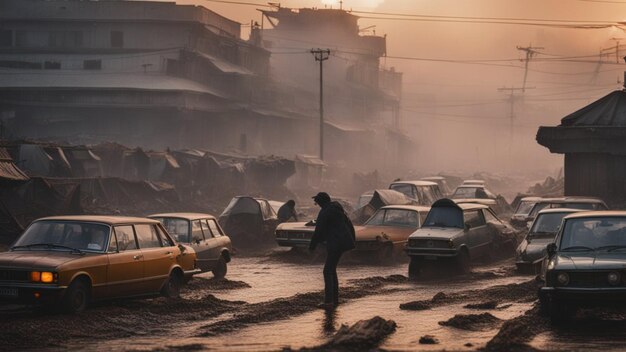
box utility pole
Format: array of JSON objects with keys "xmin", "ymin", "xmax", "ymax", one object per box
[
  {"xmin": 311, "ymin": 48, "xmax": 330, "ymax": 160},
  {"xmin": 516, "ymin": 44, "xmax": 544, "ymax": 93},
  {"xmin": 498, "ymin": 86, "xmax": 533, "ymax": 154}
]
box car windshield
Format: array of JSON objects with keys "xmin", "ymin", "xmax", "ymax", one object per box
[
  {"xmin": 422, "ymin": 207, "xmax": 463, "ymax": 228},
  {"xmin": 529, "ymin": 213, "xmax": 569, "ymax": 237},
  {"xmin": 13, "ymin": 221, "xmax": 111, "ymax": 252},
  {"xmin": 365, "ymin": 209, "xmax": 419, "ymax": 228},
  {"xmin": 515, "ymin": 201, "xmax": 536, "ymax": 216},
  {"xmin": 390, "ymin": 184, "xmax": 414, "ymax": 199},
  {"xmin": 152, "ymin": 218, "xmax": 189, "ymax": 243},
  {"xmin": 560, "ymin": 217, "xmax": 626, "ymax": 251},
  {"xmin": 452, "ymin": 187, "xmax": 485, "ymax": 199}
]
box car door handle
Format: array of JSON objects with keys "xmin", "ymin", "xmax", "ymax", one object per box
[
  {"xmin": 165, "ymin": 251, "xmax": 173, "ymax": 255},
  {"xmin": 133, "ymin": 255, "xmax": 143, "ymax": 260}
]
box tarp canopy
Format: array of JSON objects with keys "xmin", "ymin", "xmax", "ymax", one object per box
[{"xmin": 0, "ymin": 148, "xmax": 29, "ymax": 182}]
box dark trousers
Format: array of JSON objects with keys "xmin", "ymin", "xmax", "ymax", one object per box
[{"xmin": 323, "ymin": 250, "xmax": 343, "ymax": 304}]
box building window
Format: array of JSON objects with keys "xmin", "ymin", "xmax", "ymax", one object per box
[
  {"xmin": 44, "ymin": 61, "xmax": 61, "ymax": 70},
  {"xmin": 0, "ymin": 30, "xmax": 12, "ymax": 47},
  {"xmin": 83, "ymin": 59, "xmax": 102, "ymax": 70},
  {"xmin": 49, "ymin": 31, "xmax": 83, "ymax": 48},
  {"xmin": 110, "ymin": 31, "xmax": 124, "ymax": 48}
]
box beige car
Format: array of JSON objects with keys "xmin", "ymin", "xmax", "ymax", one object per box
[{"xmin": 0, "ymin": 216, "xmax": 199, "ymax": 313}]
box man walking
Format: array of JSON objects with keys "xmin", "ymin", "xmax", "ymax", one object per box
[{"xmin": 309, "ymin": 192, "xmax": 355, "ymax": 309}]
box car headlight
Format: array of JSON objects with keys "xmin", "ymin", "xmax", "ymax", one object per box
[
  {"xmin": 608, "ymin": 271, "xmax": 621, "ymax": 286},
  {"xmin": 557, "ymin": 272, "xmax": 569, "ymax": 286},
  {"xmin": 31, "ymin": 271, "xmax": 56, "ymax": 283},
  {"xmin": 448, "ymin": 239, "xmax": 454, "ymax": 248}
]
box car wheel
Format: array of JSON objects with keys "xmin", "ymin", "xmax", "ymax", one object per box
[
  {"xmin": 212, "ymin": 255, "xmax": 228, "ymax": 279},
  {"xmin": 456, "ymin": 248, "xmax": 471, "ymax": 274},
  {"xmin": 161, "ymin": 271, "xmax": 182, "ymax": 298},
  {"xmin": 62, "ymin": 280, "xmax": 89, "ymax": 314},
  {"xmin": 408, "ymin": 257, "xmax": 421, "ymax": 280}
]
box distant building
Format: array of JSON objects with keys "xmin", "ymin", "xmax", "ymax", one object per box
[
  {"xmin": 0, "ymin": 0, "xmax": 279, "ymax": 151},
  {"xmin": 537, "ymin": 88, "xmax": 626, "ymax": 207},
  {"xmin": 255, "ymin": 6, "xmax": 414, "ymax": 171}
]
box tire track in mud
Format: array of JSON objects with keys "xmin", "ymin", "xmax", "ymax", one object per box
[{"xmin": 195, "ymin": 275, "xmax": 409, "ymax": 337}]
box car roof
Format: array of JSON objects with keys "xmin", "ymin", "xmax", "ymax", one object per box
[
  {"xmin": 380, "ymin": 205, "xmax": 431, "ymax": 212},
  {"xmin": 536, "ymin": 208, "xmax": 585, "ymax": 215},
  {"xmin": 463, "ymin": 179, "xmax": 485, "ymax": 184},
  {"xmin": 432, "ymin": 198, "xmax": 488, "ymax": 210},
  {"xmin": 421, "ymin": 176, "xmax": 445, "ymax": 181},
  {"xmin": 390, "ymin": 180, "xmax": 438, "ymax": 187},
  {"xmin": 454, "ymin": 198, "xmax": 496, "ymax": 205},
  {"xmin": 36, "ymin": 215, "xmax": 160, "ymax": 225},
  {"xmin": 563, "ymin": 211, "xmax": 626, "ymax": 220},
  {"xmin": 149, "ymin": 212, "xmax": 216, "ymax": 221},
  {"xmin": 520, "ymin": 196, "xmax": 543, "ymax": 202},
  {"xmin": 536, "ymin": 197, "xmax": 605, "ymax": 204},
  {"xmin": 455, "ymin": 185, "xmax": 485, "ymax": 189}
]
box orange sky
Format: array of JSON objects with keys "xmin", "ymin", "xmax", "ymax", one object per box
[{"xmin": 168, "ymin": 0, "xmax": 626, "ymax": 174}]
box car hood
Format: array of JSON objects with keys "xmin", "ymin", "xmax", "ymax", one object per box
[
  {"xmin": 517, "ymin": 236, "xmax": 554, "ymax": 261},
  {"xmin": 408, "ymin": 227, "xmax": 463, "ymax": 240},
  {"xmin": 554, "ymin": 252, "xmax": 626, "ymax": 270},
  {"xmin": 276, "ymin": 222, "xmax": 314, "ymax": 232},
  {"xmin": 355, "ymin": 225, "xmax": 414, "ymax": 241},
  {"xmin": 0, "ymin": 250, "xmax": 83, "ymax": 270}
]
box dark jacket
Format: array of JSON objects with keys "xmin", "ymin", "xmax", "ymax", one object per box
[
  {"xmin": 310, "ymin": 201, "xmax": 356, "ymax": 252},
  {"xmin": 277, "ymin": 203, "xmax": 298, "ymax": 222}
]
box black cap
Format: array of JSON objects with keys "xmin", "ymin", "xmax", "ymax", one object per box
[{"xmin": 312, "ymin": 192, "xmax": 331, "ymax": 204}]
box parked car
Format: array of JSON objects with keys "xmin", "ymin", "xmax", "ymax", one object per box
[
  {"xmin": 351, "ymin": 189, "xmax": 414, "ymax": 225},
  {"xmin": 539, "ymin": 211, "xmax": 626, "ymax": 323},
  {"xmin": 0, "ymin": 216, "xmax": 199, "ymax": 313},
  {"xmin": 451, "ymin": 185, "xmax": 496, "ymax": 200},
  {"xmin": 515, "ymin": 208, "xmax": 583, "ymax": 273},
  {"xmin": 525, "ymin": 197, "xmax": 608, "ymax": 224},
  {"xmin": 219, "ymin": 196, "xmax": 279, "ymax": 247},
  {"xmin": 275, "ymin": 221, "xmax": 316, "ymax": 249},
  {"xmin": 510, "ymin": 196, "xmax": 543, "ymax": 227},
  {"xmin": 149, "ymin": 213, "xmax": 232, "ymax": 278},
  {"xmin": 354, "ymin": 205, "xmax": 430, "ymax": 262},
  {"xmin": 421, "ymin": 176, "xmax": 452, "ymax": 196},
  {"xmin": 405, "ymin": 198, "xmax": 516, "ymax": 278},
  {"xmin": 389, "ymin": 180, "xmax": 443, "ymax": 206}
]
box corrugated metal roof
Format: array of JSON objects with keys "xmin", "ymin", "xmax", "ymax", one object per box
[
  {"xmin": 195, "ymin": 52, "xmax": 254, "ymax": 75},
  {"xmin": 561, "ymin": 90, "xmax": 626, "ymax": 126},
  {"xmin": 0, "ymin": 69, "xmax": 227, "ymax": 97}
]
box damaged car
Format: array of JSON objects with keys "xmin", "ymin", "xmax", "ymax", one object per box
[
  {"xmin": 0, "ymin": 216, "xmax": 199, "ymax": 313},
  {"xmin": 539, "ymin": 212, "xmax": 626, "ymax": 323},
  {"xmin": 218, "ymin": 196, "xmax": 279, "ymax": 247},
  {"xmin": 510, "ymin": 196, "xmax": 542, "ymax": 227},
  {"xmin": 149, "ymin": 213, "xmax": 232, "ymax": 279},
  {"xmin": 515, "ymin": 208, "xmax": 583, "ymax": 274},
  {"xmin": 405, "ymin": 199, "xmax": 517, "ymax": 278},
  {"xmin": 389, "ymin": 180, "xmax": 443, "ymax": 206},
  {"xmin": 526, "ymin": 197, "xmax": 608, "ymax": 224}
]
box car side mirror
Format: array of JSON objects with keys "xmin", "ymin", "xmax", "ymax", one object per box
[
  {"xmin": 546, "ymin": 243, "xmax": 557, "ymax": 257},
  {"xmin": 464, "ymin": 222, "xmax": 471, "ymax": 231},
  {"xmin": 178, "ymin": 243, "xmax": 186, "ymax": 253}
]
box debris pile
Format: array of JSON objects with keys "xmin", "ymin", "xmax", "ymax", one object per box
[
  {"xmin": 527, "ymin": 175, "xmax": 564, "ymax": 197},
  {"xmin": 310, "ymin": 316, "xmax": 397, "ymax": 351}
]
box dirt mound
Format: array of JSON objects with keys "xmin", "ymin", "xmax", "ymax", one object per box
[
  {"xmin": 312, "ymin": 316, "xmax": 397, "ymax": 351},
  {"xmin": 485, "ymin": 307, "xmax": 548, "ymax": 351},
  {"xmin": 185, "ymin": 277, "xmax": 251, "ymax": 291},
  {"xmin": 438, "ymin": 313, "xmax": 501, "ymax": 331},
  {"xmin": 464, "ymin": 300, "xmax": 499, "ymax": 309},
  {"xmin": 399, "ymin": 301, "xmax": 431, "ymax": 311},
  {"xmin": 419, "ymin": 335, "xmax": 439, "ymax": 344}
]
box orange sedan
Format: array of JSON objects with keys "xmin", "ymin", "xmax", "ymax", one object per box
[
  {"xmin": 0, "ymin": 216, "xmax": 199, "ymax": 313},
  {"xmin": 355, "ymin": 205, "xmax": 431, "ymax": 262}
]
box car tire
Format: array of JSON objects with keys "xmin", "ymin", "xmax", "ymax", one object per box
[
  {"xmin": 62, "ymin": 280, "xmax": 89, "ymax": 314},
  {"xmin": 161, "ymin": 271, "xmax": 182, "ymax": 299},
  {"xmin": 456, "ymin": 248, "xmax": 471, "ymax": 274},
  {"xmin": 212, "ymin": 255, "xmax": 228, "ymax": 279},
  {"xmin": 408, "ymin": 257, "xmax": 421, "ymax": 280}
]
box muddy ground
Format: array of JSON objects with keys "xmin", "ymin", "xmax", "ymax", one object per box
[{"xmin": 1, "ymin": 248, "xmax": 625, "ymax": 351}]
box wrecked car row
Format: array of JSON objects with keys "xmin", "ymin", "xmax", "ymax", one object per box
[{"xmin": 0, "ymin": 212, "xmax": 233, "ymax": 312}]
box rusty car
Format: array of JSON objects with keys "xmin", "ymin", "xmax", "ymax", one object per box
[
  {"xmin": 218, "ymin": 196, "xmax": 279, "ymax": 247},
  {"xmin": 0, "ymin": 216, "xmax": 199, "ymax": 313},
  {"xmin": 149, "ymin": 213, "xmax": 232, "ymax": 279},
  {"xmin": 389, "ymin": 180, "xmax": 444, "ymax": 206}
]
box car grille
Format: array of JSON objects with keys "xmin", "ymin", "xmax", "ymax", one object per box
[
  {"xmin": 0, "ymin": 269, "xmax": 29, "ymax": 282},
  {"xmin": 286, "ymin": 232, "xmax": 313, "ymax": 240},
  {"xmin": 567, "ymin": 271, "xmax": 623, "ymax": 287},
  {"xmin": 409, "ymin": 239, "xmax": 450, "ymax": 249}
]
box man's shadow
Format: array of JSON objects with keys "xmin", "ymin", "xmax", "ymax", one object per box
[{"xmin": 322, "ymin": 307, "xmax": 338, "ymax": 337}]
